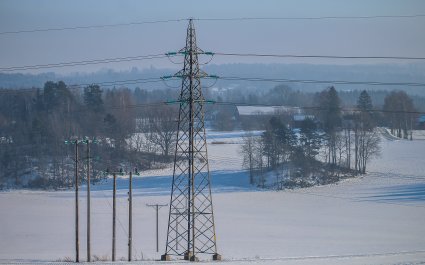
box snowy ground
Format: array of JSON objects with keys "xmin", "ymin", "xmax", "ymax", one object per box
[
  {"xmin": 412, "ymin": 130, "xmax": 425, "ymax": 140},
  {"xmin": 382, "ymin": 128, "xmax": 425, "ymax": 141},
  {"xmin": 1, "ymin": 131, "xmax": 425, "ymax": 264}
]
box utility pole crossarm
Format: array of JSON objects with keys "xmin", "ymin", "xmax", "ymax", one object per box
[
  {"xmin": 147, "ymin": 203, "xmax": 168, "ymax": 253},
  {"xmin": 147, "ymin": 204, "xmax": 169, "ymax": 208}
]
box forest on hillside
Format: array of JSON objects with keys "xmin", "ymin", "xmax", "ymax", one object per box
[{"xmin": 0, "ymin": 80, "xmax": 420, "ymax": 189}]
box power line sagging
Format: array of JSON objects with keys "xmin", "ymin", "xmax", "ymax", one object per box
[
  {"xmin": 2, "ymin": 51, "xmax": 425, "ymax": 73},
  {"xmin": 2, "ymin": 14, "xmax": 425, "ymax": 35}
]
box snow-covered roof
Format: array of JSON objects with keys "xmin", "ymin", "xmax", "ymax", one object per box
[
  {"xmin": 293, "ymin": 114, "xmax": 315, "ymax": 121},
  {"xmin": 237, "ymin": 106, "xmax": 294, "ymax": 116}
]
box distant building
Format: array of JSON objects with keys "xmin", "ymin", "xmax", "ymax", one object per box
[
  {"xmin": 236, "ymin": 106, "xmax": 293, "ymax": 116},
  {"xmin": 292, "ymin": 114, "xmax": 315, "ymax": 128},
  {"xmin": 235, "ymin": 105, "xmax": 315, "ymax": 130}
]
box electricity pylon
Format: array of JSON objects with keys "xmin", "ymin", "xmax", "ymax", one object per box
[{"xmin": 162, "ymin": 19, "xmax": 220, "ymax": 262}]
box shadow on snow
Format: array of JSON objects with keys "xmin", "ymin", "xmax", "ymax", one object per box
[
  {"xmin": 362, "ymin": 183, "xmax": 425, "ymax": 203},
  {"xmin": 83, "ymin": 170, "xmax": 260, "ymax": 197}
]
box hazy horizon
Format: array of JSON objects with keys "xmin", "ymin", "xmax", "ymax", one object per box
[{"xmin": 1, "ymin": 0, "xmax": 425, "ymax": 74}]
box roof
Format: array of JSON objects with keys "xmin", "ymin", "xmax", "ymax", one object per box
[
  {"xmin": 237, "ymin": 106, "xmax": 296, "ymax": 116},
  {"xmin": 293, "ymin": 114, "xmax": 315, "ymax": 121}
]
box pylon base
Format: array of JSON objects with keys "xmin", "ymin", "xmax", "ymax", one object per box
[
  {"xmin": 213, "ymin": 253, "xmax": 222, "ymax": 261},
  {"xmin": 190, "ymin": 255, "xmax": 199, "ymax": 262},
  {"xmin": 161, "ymin": 254, "xmax": 171, "ymax": 261}
]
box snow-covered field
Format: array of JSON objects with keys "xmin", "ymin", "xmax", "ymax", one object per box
[
  {"xmin": 1, "ymin": 131, "xmax": 425, "ymax": 265},
  {"xmin": 412, "ymin": 130, "xmax": 425, "ymax": 140}
]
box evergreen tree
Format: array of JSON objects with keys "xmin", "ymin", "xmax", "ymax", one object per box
[
  {"xmin": 261, "ymin": 117, "xmax": 295, "ymax": 168},
  {"xmin": 322, "ymin": 86, "xmax": 342, "ymax": 133},
  {"xmin": 84, "ymin": 85, "xmax": 103, "ymax": 112},
  {"xmin": 357, "ymin": 90, "xmax": 373, "ymax": 111},
  {"xmin": 299, "ymin": 118, "xmax": 321, "ymax": 160},
  {"xmin": 316, "ymin": 86, "xmax": 341, "ymax": 165},
  {"xmin": 357, "ymin": 90, "xmax": 374, "ymax": 130}
]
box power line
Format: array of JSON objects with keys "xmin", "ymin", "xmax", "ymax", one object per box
[
  {"xmin": 211, "ymin": 76, "xmax": 425, "ymax": 87},
  {"xmin": 215, "ymin": 102, "xmax": 425, "ymax": 115},
  {"xmin": 83, "ymin": 103, "xmax": 425, "ymax": 117},
  {"xmin": 2, "ymin": 51, "xmax": 425, "ymax": 73},
  {"xmin": 2, "ymin": 75, "xmax": 425, "ymax": 99},
  {"xmin": 2, "ymin": 74, "xmax": 425, "ymax": 98},
  {"xmin": 0, "ymin": 94, "xmax": 420, "ymax": 115},
  {"xmin": 194, "ymin": 14, "xmax": 425, "ymax": 22},
  {"xmin": 0, "ymin": 18, "xmax": 187, "ymax": 35},
  {"xmin": 70, "ymin": 101, "xmax": 425, "ymax": 115},
  {"xmin": 0, "ymin": 77, "xmax": 165, "ymax": 95},
  {"xmin": 0, "ymin": 54, "xmax": 168, "ymax": 72},
  {"xmin": 4, "ymin": 51, "xmax": 425, "ymax": 73},
  {"xmin": 2, "ymin": 14, "xmax": 424, "ymax": 36},
  {"xmin": 213, "ymin": 52, "xmax": 425, "ymax": 61},
  {"xmin": 0, "ymin": 74, "xmax": 423, "ymax": 115},
  {"xmin": 77, "ymin": 77, "xmax": 164, "ymax": 88}
]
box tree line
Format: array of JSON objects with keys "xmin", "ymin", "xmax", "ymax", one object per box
[
  {"xmin": 0, "ymin": 81, "xmax": 179, "ymax": 189},
  {"xmin": 241, "ymin": 87, "xmax": 417, "ymax": 189},
  {"xmin": 0, "ymin": 79, "xmax": 419, "ymax": 189}
]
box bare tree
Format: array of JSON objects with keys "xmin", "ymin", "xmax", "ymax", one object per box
[
  {"xmin": 335, "ymin": 133, "xmax": 347, "ymax": 168},
  {"xmin": 147, "ymin": 107, "xmax": 177, "ymax": 160},
  {"xmin": 253, "ymin": 137, "xmax": 266, "ymax": 188},
  {"xmin": 383, "ymin": 91, "xmax": 415, "ymax": 139},
  {"xmin": 342, "ymin": 116, "xmax": 354, "ymax": 169},
  {"xmin": 131, "ymin": 133, "xmax": 148, "ymax": 153},
  {"xmin": 358, "ymin": 129, "xmax": 381, "ymax": 174},
  {"xmin": 241, "ymin": 132, "xmax": 256, "ymax": 184}
]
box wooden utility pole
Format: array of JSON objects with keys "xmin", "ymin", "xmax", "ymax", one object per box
[
  {"xmin": 128, "ymin": 171, "xmax": 133, "ymax": 261},
  {"xmin": 112, "ymin": 173, "xmax": 117, "ymax": 261},
  {"xmin": 105, "ymin": 168, "xmax": 123, "ymax": 262},
  {"xmin": 67, "ymin": 138, "xmax": 97, "ymax": 263},
  {"xmin": 146, "ymin": 203, "xmax": 168, "ymax": 252},
  {"xmin": 75, "ymin": 141, "xmax": 80, "ymax": 263},
  {"xmin": 66, "ymin": 139, "xmax": 83, "ymax": 262},
  {"xmin": 86, "ymin": 140, "xmax": 91, "ymax": 262}
]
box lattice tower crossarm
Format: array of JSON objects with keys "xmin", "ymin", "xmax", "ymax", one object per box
[{"xmin": 162, "ymin": 19, "xmax": 220, "ymax": 262}]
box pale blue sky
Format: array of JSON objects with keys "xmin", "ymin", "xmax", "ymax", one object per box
[{"xmin": 1, "ymin": 0, "xmax": 424, "ymax": 73}]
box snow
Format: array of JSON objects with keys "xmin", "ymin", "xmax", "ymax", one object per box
[
  {"xmin": 237, "ymin": 106, "xmax": 293, "ymax": 116},
  {"xmin": 136, "ymin": 130, "xmax": 262, "ymax": 177},
  {"xmin": 382, "ymin": 128, "xmax": 425, "ymax": 141},
  {"xmin": 412, "ymin": 130, "xmax": 425, "ymax": 140},
  {"xmin": 1, "ymin": 131, "xmax": 425, "ymax": 264},
  {"xmin": 206, "ymin": 130, "xmax": 262, "ymax": 141}
]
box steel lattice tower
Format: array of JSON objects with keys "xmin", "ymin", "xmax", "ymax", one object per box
[{"xmin": 162, "ymin": 19, "xmax": 220, "ymax": 262}]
